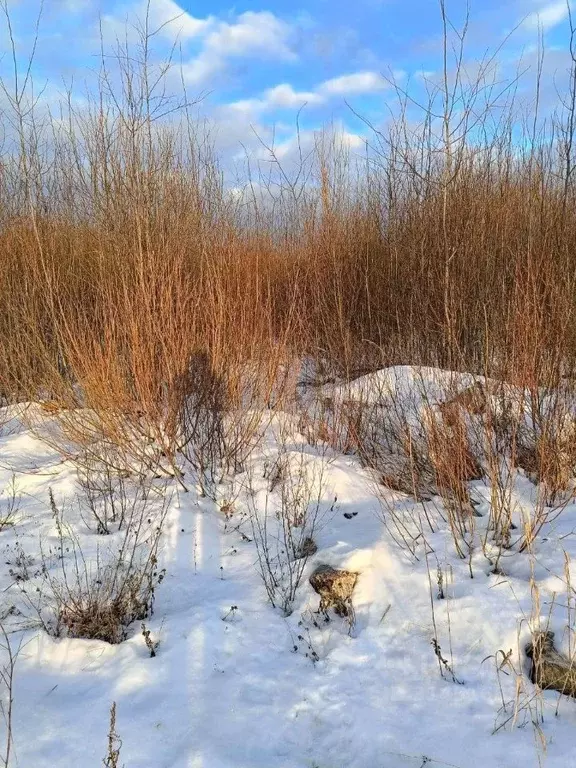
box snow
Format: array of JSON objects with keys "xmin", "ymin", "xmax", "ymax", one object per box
[
  {"xmin": 1, "ymin": 368, "xmax": 576, "ymax": 767},
  {"xmin": 330, "ymin": 365, "xmax": 479, "ymax": 406}
]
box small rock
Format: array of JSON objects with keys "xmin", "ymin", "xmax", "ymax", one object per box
[
  {"xmin": 526, "ymin": 630, "xmax": 576, "ymax": 697},
  {"xmin": 309, "ymin": 564, "xmax": 357, "ymax": 618}
]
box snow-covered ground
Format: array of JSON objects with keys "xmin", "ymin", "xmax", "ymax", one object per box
[{"xmin": 1, "ymin": 368, "xmax": 576, "ymax": 767}]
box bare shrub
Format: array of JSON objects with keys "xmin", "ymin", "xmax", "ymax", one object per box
[
  {"xmin": 423, "ymin": 403, "xmax": 481, "ymax": 561},
  {"xmin": 249, "ymin": 446, "xmax": 335, "ymax": 615},
  {"xmin": 178, "ymin": 351, "xmax": 229, "ymax": 499},
  {"xmin": 479, "ymin": 384, "xmax": 576, "ymax": 554},
  {"xmin": 77, "ymin": 459, "xmax": 157, "ymax": 535},
  {"xmin": 25, "ymin": 486, "xmax": 169, "ymax": 644}
]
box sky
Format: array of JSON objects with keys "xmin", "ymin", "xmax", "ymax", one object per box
[{"xmin": 1, "ymin": 0, "xmax": 574, "ymax": 165}]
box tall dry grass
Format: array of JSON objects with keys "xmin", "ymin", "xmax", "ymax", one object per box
[{"xmin": 0, "ymin": 5, "xmax": 574, "ymax": 466}]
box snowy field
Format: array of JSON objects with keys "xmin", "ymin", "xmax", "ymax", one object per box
[{"xmin": 1, "ymin": 367, "xmax": 576, "ymax": 767}]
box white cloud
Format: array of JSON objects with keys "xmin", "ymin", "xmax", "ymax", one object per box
[
  {"xmin": 204, "ymin": 11, "xmax": 294, "ymax": 59},
  {"xmin": 181, "ymin": 57, "xmax": 220, "ymax": 87},
  {"xmin": 97, "ymin": 5, "xmax": 391, "ymax": 109},
  {"xmin": 256, "ymin": 125, "xmax": 365, "ymax": 163},
  {"xmin": 182, "ymin": 11, "xmax": 295, "ymax": 87},
  {"xmin": 319, "ymin": 71, "xmax": 387, "ymax": 96},
  {"xmin": 102, "ymin": 0, "xmax": 210, "ymax": 44},
  {"xmin": 229, "ymin": 83, "xmax": 322, "ymax": 115},
  {"xmin": 147, "ymin": 0, "xmax": 211, "ymax": 40},
  {"xmin": 339, "ymin": 129, "xmax": 366, "ymax": 150},
  {"xmin": 227, "ymin": 69, "xmax": 392, "ymax": 118},
  {"xmin": 99, "ymin": 5, "xmax": 296, "ymax": 89},
  {"xmin": 524, "ymin": 1, "xmax": 570, "ymax": 31},
  {"xmin": 264, "ymin": 83, "xmax": 322, "ymax": 108}
]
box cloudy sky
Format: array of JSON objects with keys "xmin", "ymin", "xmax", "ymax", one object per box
[{"xmin": 1, "ymin": 0, "xmax": 573, "ymax": 162}]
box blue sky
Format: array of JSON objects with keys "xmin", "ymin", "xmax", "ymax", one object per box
[{"xmin": 2, "ymin": 0, "xmax": 574, "ymax": 162}]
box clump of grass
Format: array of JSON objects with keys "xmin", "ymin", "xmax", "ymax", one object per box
[
  {"xmin": 55, "ymin": 561, "xmax": 165, "ymax": 645},
  {"xmin": 23, "ymin": 487, "xmax": 168, "ymax": 645}
]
